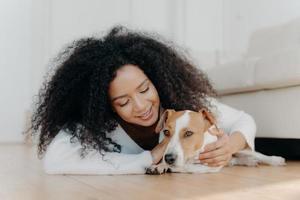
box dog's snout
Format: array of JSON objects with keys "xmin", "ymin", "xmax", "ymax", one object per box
[{"xmin": 164, "ymin": 154, "xmax": 177, "ymax": 165}]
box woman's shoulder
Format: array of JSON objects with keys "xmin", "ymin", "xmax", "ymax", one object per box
[
  {"xmin": 52, "ymin": 124, "xmax": 125, "ymax": 143},
  {"xmin": 204, "ymin": 96, "xmax": 221, "ymax": 114},
  {"xmin": 205, "ymin": 96, "xmax": 218, "ymax": 105},
  {"xmin": 50, "ymin": 123, "xmax": 143, "ymax": 154},
  {"xmin": 47, "ymin": 128, "xmax": 75, "ymax": 150},
  {"xmin": 204, "ymin": 96, "xmax": 241, "ymax": 123}
]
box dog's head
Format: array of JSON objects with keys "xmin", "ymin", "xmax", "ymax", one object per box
[{"xmin": 155, "ymin": 109, "xmax": 219, "ymax": 167}]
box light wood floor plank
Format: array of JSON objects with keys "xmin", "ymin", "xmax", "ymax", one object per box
[{"xmin": 1, "ymin": 144, "xmax": 299, "ymax": 200}]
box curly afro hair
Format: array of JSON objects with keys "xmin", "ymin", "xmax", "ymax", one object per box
[{"xmin": 27, "ymin": 25, "xmax": 218, "ymax": 158}]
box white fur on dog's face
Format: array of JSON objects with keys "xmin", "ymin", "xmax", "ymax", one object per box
[
  {"xmin": 163, "ymin": 111, "xmax": 190, "ymax": 167},
  {"xmin": 161, "ymin": 110, "xmax": 215, "ymax": 167}
]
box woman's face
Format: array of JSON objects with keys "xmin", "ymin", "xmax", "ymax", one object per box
[{"xmin": 108, "ymin": 64, "xmax": 160, "ymax": 127}]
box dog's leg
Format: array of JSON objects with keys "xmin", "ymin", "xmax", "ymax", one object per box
[
  {"xmin": 230, "ymin": 156, "xmax": 259, "ymax": 166},
  {"xmin": 231, "ymin": 150, "xmax": 286, "ymax": 166}
]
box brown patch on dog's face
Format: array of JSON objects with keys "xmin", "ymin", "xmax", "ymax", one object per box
[
  {"xmin": 158, "ymin": 109, "xmax": 216, "ymax": 163},
  {"xmin": 161, "ymin": 111, "xmax": 185, "ymax": 136},
  {"xmin": 178, "ymin": 111, "xmax": 209, "ymax": 160}
]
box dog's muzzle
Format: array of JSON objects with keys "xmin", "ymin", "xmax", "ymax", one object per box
[{"xmin": 164, "ymin": 153, "xmax": 178, "ymax": 165}]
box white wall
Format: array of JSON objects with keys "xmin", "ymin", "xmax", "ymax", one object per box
[
  {"xmin": 1, "ymin": 0, "xmax": 184, "ymax": 143},
  {"xmin": 0, "ymin": 0, "xmax": 33, "ymax": 142},
  {"xmin": 184, "ymin": 0, "xmax": 223, "ymax": 69},
  {"xmin": 221, "ymin": 0, "xmax": 300, "ymax": 63},
  {"xmin": 1, "ymin": 0, "xmax": 300, "ymax": 142},
  {"xmin": 48, "ymin": 0, "xmax": 131, "ymax": 60}
]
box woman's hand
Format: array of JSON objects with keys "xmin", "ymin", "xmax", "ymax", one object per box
[
  {"xmin": 198, "ymin": 128, "xmax": 234, "ymax": 167},
  {"xmin": 151, "ymin": 138, "xmax": 169, "ymax": 165},
  {"xmin": 198, "ymin": 128, "xmax": 248, "ymax": 167}
]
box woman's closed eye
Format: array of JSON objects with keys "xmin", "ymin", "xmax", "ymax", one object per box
[
  {"xmin": 140, "ymin": 87, "xmax": 149, "ymax": 93},
  {"xmin": 119, "ymin": 100, "xmax": 129, "ymax": 107},
  {"xmin": 118, "ymin": 86, "xmax": 149, "ymax": 107}
]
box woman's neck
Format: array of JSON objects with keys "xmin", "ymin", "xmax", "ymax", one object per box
[
  {"xmin": 116, "ymin": 105, "xmax": 164, "ymax": 132},
  {"xmin": 115, "ymin": 105, "xmax": 164, "ymax": 150}
]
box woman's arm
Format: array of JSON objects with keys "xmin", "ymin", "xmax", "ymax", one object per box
[
  {"xmin": 210, "ymin": 97, "xmax": 256, "ymax": 150},
  {"xmin": 228, "ymin": 131, "xmax": 248, "ymax": 153},
  {"xmin": 198, "ymin": 97, "xmax": 257, "ymax": 166},
  {"xmin": 43, "ymin": 131, "xmax": 153, "ymax": 175}
]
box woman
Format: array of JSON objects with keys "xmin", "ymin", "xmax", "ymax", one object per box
[{"xmin": 29, "ymin": 26, "xmax": 256, "ymax": 174}]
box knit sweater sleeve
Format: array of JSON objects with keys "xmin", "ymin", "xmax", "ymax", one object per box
[
  {"xmin": 209, "ymin": 97, "xmax": 257, "ymax": 151},
  {"xmin": 42, "ymin": 131, "xmax": 153, "ymax": 175}
]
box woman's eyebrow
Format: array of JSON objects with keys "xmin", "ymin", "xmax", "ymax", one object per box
[{"xmin": 111, "ymin": 79, "xmax": 148, "ymax": 102}]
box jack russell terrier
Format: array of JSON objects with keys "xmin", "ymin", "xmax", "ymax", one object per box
[{"xmin": 146, "ymin": 109, "xmax": 286, "ymax": 174}]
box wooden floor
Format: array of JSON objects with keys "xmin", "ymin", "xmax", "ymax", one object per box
[{"xmin": 0, "ymin": 144, "xmax": 299, "ymax": 200}]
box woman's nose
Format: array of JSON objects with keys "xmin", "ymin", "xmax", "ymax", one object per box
[{"xmin": 132, "ymin": 95, "xmax": 147, "ymax": 112}]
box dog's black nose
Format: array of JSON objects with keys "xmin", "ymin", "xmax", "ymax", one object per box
[{"xmin": 164, "ymin": 154, "xmax": 177, "ymax": 165}]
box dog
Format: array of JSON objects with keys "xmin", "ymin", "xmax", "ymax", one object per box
[{"xmin": 145, "ymin": 109, "xmax": 286, "ymax": 175}]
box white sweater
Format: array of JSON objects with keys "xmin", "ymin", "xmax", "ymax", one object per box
[{"xmin": 43, "ymin": 98, "xmax": 256, "ymax": 175}]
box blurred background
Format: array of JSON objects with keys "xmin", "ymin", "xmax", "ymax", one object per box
[{"xmin": 1, "ymin": 0, "xmax": 300, "ymax": 149}]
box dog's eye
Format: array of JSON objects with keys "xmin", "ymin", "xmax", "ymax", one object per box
[
  {"xmin": 184, "ymin": 131, "xmax": 194, "ymax": 137},
  {"xmin": 163, "ymin": 130, "xmax": 170, "ymax": 137}
]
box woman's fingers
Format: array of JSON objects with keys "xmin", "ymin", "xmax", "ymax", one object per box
[
  {"xmin": 208, "ymin": 127, "xmax": 224, "ymax": 137},
  {"xmin": 200, "ymin": 154, "xmax": 232, "ymax": 166},
  {"xmin": 209, "ymin": 161, "xmax": 228, "ymax": 167},
  {"xmin": 203, "ymin": 134, "xmax": 229, "ymax": 152},
  {"xmin": 198, "ymin": 131, "xmax": 232, "ymax": 167},
  {"xmin": 203, "ymin": 141, "xmax": 222, "ymax": 152},
  {"xmin": 199, "ymin": 147, "xmax": 224, "ymax": 160},
  {"xmin": 200, "ymin": 154, "xmax": 230, "ymax": 164}
]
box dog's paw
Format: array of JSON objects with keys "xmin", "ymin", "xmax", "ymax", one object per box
[
  {"xmin": 269, "ymin": 156, "xmax": 286, "ymax": 166},
  {"xmin": 145, "ymin": 165, "xmax": 168, "ymax": 175}
]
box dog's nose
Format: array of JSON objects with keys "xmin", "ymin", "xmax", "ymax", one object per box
[{"xmin": 164, "ymin": 153, "xmax": 177, "ymax": 165}]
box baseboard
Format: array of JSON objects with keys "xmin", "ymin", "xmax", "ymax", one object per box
[{"xmin": 255, "ymin": 137, "xmax": 300, "ymax": 160}]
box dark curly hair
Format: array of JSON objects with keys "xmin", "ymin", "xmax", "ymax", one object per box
[{"xmin": 27, "ymin": 25, "xmax": 218, "ymax": 158}]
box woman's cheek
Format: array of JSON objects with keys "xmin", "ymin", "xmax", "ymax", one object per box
[{"xmin": 118, "ymin": 104, "xmax": 132, "ymax": 119}]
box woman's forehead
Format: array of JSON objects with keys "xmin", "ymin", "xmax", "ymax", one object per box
[
  {"xmin": 109, "ymin": 65, "xmax": 149, "ymax": 97},
  {"xmin": 116, "ymin": 65, "xmax": 147, "ymax": 80}
]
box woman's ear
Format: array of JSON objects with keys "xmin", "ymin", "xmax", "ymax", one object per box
[{"xmin": 155, "ymin": 109, "xmax": 174, "ymax": 133}]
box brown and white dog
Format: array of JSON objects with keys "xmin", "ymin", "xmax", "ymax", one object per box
[{"xmin": 146, "ymin": 109, "xmax": 286, "ymax": 174}]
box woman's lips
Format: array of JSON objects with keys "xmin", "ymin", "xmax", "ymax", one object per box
[{"xmin": 139, "ymin": 107, "xmax": 153, "ymax": 120}]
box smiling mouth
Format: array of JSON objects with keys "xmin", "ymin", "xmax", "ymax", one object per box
[{"xmin": 138, "ymin": 107, "xmax": 152, "ymax": 119}]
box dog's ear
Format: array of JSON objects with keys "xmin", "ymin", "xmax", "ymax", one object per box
[
  {"xmin": 199, "ymin": 108, "xmax": 216, "ymax": 125},
  {"xmin": 155, "ymin": 109, "xmax": 174, "ymax": 133}
]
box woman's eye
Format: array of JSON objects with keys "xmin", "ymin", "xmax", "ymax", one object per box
[
  {"xmin": 184, "ymin": 131, "xmax": 194, "ymax": 137},
  {"xmin": 119, "ymin": 100, "xmax": 129, "ymax": 107},
  {"xmin": 163, "ymin": 130, "xmax": 170, "ymax": 136},
  {"xmin": 140, "ymin": 87, "xmax": 149, "ymax": 93}
]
